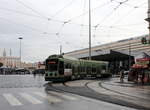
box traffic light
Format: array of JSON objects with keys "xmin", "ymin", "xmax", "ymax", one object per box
[{"xmin": 141, "ymin": 37, "xmax": 147, "ymax": 44}]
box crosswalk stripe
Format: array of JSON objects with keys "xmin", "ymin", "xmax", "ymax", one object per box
[
  {"xmin": 20, "ymin": 93, "xmax": 42, "ymax": 104},
  {"xmin": 3, "ymin": 93, "xmax": 22, "ymax": 106},
  {"xmin": 33, "ymin": 92, "xmax": 62, "ymax": 103},
  {"xmin": 47, "ymin": 95, "xmax": 62, "ymax": 103},
  {"xmin": 48, "ymin": 91, "xmax": 77, "ymax": 100},
  {"xmin": 33, "ymin": 92, "xmax": 47, "ymax": 98}
]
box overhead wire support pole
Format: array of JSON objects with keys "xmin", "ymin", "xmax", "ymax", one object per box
[
  {"xmin": 147, "ymin": 0, "xmax": 150, "ymax": 43},
  {"xmin": 60, "ymin": 45, "xmax": 62, "ymax": 55},
  {"xmin": 89, "ymin": 0, "xmax": 91, "ymax": 60}
]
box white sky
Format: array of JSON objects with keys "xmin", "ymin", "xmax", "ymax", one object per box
[{"xmin": 0, "ymin": 0, "xmax": 148, "ymax": 62}]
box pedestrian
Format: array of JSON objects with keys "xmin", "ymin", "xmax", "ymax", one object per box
[
  {"xmin": 141, "ymin": 72, "xmax": 145, "ymax": 85},
  {"xmin": 120, "ymin": 67, "xmax": 124, "ymax": 83}
]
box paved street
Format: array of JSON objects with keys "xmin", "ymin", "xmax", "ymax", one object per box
[
  {"xmin": 0, "ymin": 75, "xmax": 45, "ymax": 88},
  {"xmin": 62, "ymin": 77, "xmax": 150, "ymax": 110},
  {"xmin": 0, "ymin": 75, "xmax": 140, "ymax": 110},
  {"xmin": 87, "ymin": 78, "xmax": 150, "ymax": 109}
]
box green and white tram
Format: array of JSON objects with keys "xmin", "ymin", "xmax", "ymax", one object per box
[{"xmin": 45, "ymin": 55, "xmax": 111, "ymax": 82}]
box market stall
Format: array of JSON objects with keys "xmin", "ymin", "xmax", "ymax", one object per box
[{"xmin": 128, "ymin": 53, "xmax": 150, "ymax": 84}]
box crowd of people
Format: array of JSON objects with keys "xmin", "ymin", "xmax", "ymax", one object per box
[
  {"xmin": 118, "ymin": 66, "xmax": 147, "ymax": 85},
  {"xmin": 128, "ymin": 69, "xmax": 146, "ymax": 85}
]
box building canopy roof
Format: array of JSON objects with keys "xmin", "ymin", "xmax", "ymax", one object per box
[{"xmin": 84, "ymin": 50, "xmax": 133, "ymax": 61}]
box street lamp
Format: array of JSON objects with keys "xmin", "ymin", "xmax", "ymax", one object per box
[{"xmin": 18, "ymin": 37, "xmax": 23, "ymax": 68}]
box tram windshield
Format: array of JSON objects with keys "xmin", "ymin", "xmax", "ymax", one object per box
[{"xmin": 46, "ymin": 59, "xmax": 58, "ymax": 71}]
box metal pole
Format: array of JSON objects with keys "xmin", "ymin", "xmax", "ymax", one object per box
[
  {"xmin": 89, "ymin": 0, "xmax": 91, "ymax": 60},
  {"xmin": 148, "ymin": 0, "xmax": 150, "ymax": 42},
  {"xmin": 146, "ymin": 0, "xmax": 150, "ymax": 42},
  {"xmin": 18, "ymin": 37, "xmax": 23, "ymax": 68},
  {"xmin": 60, "ymin": 45, "xmax": 62, "ymax": 55},
  {"xmin": 129, "ymin": 39, "xmax": 131, "ymax": 70}
]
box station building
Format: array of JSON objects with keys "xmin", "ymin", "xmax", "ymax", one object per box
[{"xmin": 65, "ymin": 34, "xmax": 150, "ymax": 74}]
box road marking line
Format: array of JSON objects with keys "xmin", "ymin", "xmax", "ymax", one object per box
[
  {"xmin": 48, "ymin": 91, "xmax": 77, "ymax": 100},
  {"xmin": 20, "ymin": 93, "xmax": 42, "ymax": 104},
  {"xmin": 3, "ymin": 93, "xmax": 22, "ymax": 106},
  {"xmin": 47, "ymin": 95, "xmax": 62, "ymax": 103},
  {"xmin": 33, "ymin": 92, "xmax": 47, "ymax": 98},
  {"xmin": 33, "ymin": 92, "xmax": 62, "ymax": 103}
]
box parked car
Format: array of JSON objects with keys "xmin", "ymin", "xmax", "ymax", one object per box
[
  {"xmin": 15, "ymin": 68, "xmax": 30, "ymax": 74},
  {"xmin": 32, "ymin": 69, "xmax": 45, "ymax": 74}
]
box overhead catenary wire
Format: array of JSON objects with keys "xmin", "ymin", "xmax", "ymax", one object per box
[
  {"xmin": 54, "ymin": 0, "xmax": 114, "ymax": 45},
  {"xmin": 15, "ymin": 0, "xmax": 47, "ymax": 19},
  {"xmin": 1, "ymin": 0, "xmax": 128, "ymax": 28},
  {"xmin": 65, "ymin": 1, "xmax": 111, "ymax": 24},
  {"xmin": 15, "ymin": 0, "xmax": 66, "ymax": 24},
  {"xmin": 14, "ymin": 0, "xmax": 88, "ymax": 27},
  {"xmin": 0, "ymin": 7, "xmax": 44, "ymax": 19},
  {"xmin": 109, "ymin": 1, "xmax": 144, "ymax": 27},
  {"xmin": 44, "ymin": 0, "xmax": 76, "ymax": 36},
  {"xmin": 0, "ymin": 16, "xmax": 57, "ymax": 35},
  {"xmin": 0, "ymin": 14, "xmax": 144, "ymax": 38},
  {"xmin": 92, "ymin": 1, "xmax": 125, "ymax": 39},
  {"xmin": 93, "ymin": 0, "xmax": 147, "ymax": 42},
  {"xmin": 94, "ymin": 0, "xmax": 130, "ymax": 29},
  {"xmin": 80, "ymin": 0, "xmax": 87, "ymax": 36},
  {"xmin": 13, "ymin": 0, "xmax": 110, "ymax": 28},
  {"xmin": 113, "ymin": 0, "xmax": 146, "ymax": 9},
  {"xmin": 4, "ymin": 0, "xmax": 146, "ymax": 29},
  {"xmin": 51, "ymin": 0, "xmax": 75, "ymax": 17}
]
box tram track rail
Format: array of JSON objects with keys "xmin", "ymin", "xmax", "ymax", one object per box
[
  {"xmin": 98, "ymin": 81, "xmax": 150, "ymax": 101},
  {"xmin": 44, "ymin": 80, "xmax": 150, "ymax": 110}
]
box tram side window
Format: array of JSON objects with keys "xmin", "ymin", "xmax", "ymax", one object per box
[
  {"xmin": 101, "ymin": 65, "xmax": 106, "ymax": 73},
  {"xmin": 92, "ymin": 67, "xmax": 96, "ymax": 73},
  {"xmin": 72, "ymin": 66, "xmax": 75, "ymax": 74},
  {"xmin": 97, "ymin": 67, "xmax": 101, "ymax": 74},
  {"xmin": 65, "ymin": 63, "xmax": 71, "ymax": 69},
  {"xmin": 87, "ymin": 66, "xmax": 91, "ymax": 74},
  {"xmin": 84, "ymin": 67, "xmax": 86, "ymax": 73},
  {"xmin": 81, "ymin": 66, "xmax": 83, "ymax": 73},
  {"xmin": 101, "ymin": 65, "xmax": 106, "ymax": 70},
  {"xmin": 59, "ymin": 61, "xmax": 64, "ymax": 68},
  {"xmin": 78, "ymin": 66, "xmax": 80, "ymax": 73},
  {"xmin": 59, "ymin": 61, "xmax": 64, "ymax": 75}
]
